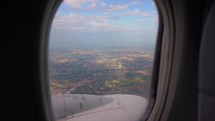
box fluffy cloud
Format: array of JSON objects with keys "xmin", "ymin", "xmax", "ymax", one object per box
[
  {"xmin": 105, "ymin": 1, "xmax": 141, "ymax": 12},
  {"xmin": 88, "ymin": 2, "xmax": 97, "ymax": 9},
  {"xmin": 100, "ymin": 2, "xmax": 106, "ymax": 7},
  {"xmin": 64, "ymin": 0, "xmax": 99, "ymax": 10},
  {"xmin": 52, "ymin": 1, "xmax": 157, "ymax": 32},
  {"xmin": 128, "ymin": 8, "xmax": 150, "ymax": 16},
  {"xmin": 52, "ymin": 13, "xmax": 120, "ymax": 31},
  {"xmin": 105, "ymin": 5, "xmax": 128, "ymax": 12},
  {"xmin": 64, "ymin": 0, "xmax": 141, "ymax": 12}
]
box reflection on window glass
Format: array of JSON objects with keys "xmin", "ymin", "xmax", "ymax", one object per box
[{"xmin": 49, "ymin": 0, "xmax": 158, "ymax": 121}]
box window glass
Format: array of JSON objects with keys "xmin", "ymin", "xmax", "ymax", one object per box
[{"xmin": 49, "ymin": 0, "xmax": 159, "ymax": 121}]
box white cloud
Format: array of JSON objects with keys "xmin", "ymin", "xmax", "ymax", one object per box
[
  {"xmin": 64, "ymin": 0, "xmax": 99, "ymax": 10},
  {"xmin": 64, "ymin": 0, "xmax": 141, "ymax": 12},
  {"xmin": 130, "ymin": 0, "xmax": 141, "ymax": 5},
  {"xmin": 105, "ymin": 1, "xmax": 141, "ymax": 12},
  {"xmin": 52, "ymin": 13, "xmax": 121, "ymax": 31},
  {"xmin": 129, "ymin": 8, "xmax": 150, "ymax": 16},
  {"xmin": 88, "ymin": 2, "xmax": 97, "ymax": 9},
  {"xmin": 106, "ymin": 5, "xmax": 128, "ymax": 12},
  {"xmin": 53, "ymin": 13, "xmax": 84, "ymax": 29},
  {"xmin": 102, "ymin": 0, "xmax": 140, "ymax": 12},
  {"xmin": 88, "ymin": 21, "xmax": 111, "ymax": 30},
  {"xmin": 100, "ymin": 2, "xmax": 106, "ymax": 6}
]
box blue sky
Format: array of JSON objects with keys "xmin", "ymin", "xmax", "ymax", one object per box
[{"xmin": 50, "ymin": 0, "xmax": 159, "ymax": 49}]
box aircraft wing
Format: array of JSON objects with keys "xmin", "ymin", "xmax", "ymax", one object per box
[{"xmin": 52, "ymin": 94, "xmax": 148, "ymax": 121}]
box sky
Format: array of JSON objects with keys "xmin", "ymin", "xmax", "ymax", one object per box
[{"xmin": 49, "ymin": 0, "xmax": 159, "ymax": 50}]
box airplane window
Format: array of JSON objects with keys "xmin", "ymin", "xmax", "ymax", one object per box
[{"xmin": 48, "ymin": 0, "xmax": 159, "ymax": 121}]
